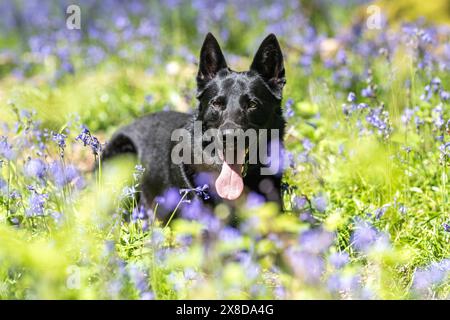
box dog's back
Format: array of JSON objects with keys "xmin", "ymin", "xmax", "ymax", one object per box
[{"xmin": 102, "ymin": 111, "xmax": 191, "ymax": 206}]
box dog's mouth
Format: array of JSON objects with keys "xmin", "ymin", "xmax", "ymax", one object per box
[{"xmin": 215, "ymin": 147, "xmax": 249, "ymax": 200}]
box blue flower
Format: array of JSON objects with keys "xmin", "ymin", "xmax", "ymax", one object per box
[
  {"xmin": 26, "ymin": 190, "xmax": 48, "ymax": 217},
  {"xmin": 0, "ymin": 178, "xmax": 7, "ymax": 195},
  {"xmin": 245, "ymin": 192, "xmax": 265, "ymax": 209},
  {"xmin": 347, "ymin": 92, "xmax": 356, "ymax": 103},
  {"xmin": 351, "ymin": 219, "xmax": 383, "ymax": 252},
  {"xmin": 52, "ymin": 132, "xmax": 67, "ymax": 157},
  {"xmin": 0, "ymin": 136, "xmax": 16, "ymax": 160},
  {"xmin": 329, "ymin": 252, "xmax": 349, "ymax": 269},
  {"xmin": 286, "ymin": 248, "xmax": 324, "ymax": 284},
  {"xmin": 299, "ymin": 228, "xmax": 334, "ymax": 254},
  {"xmin": 443, "ymin": 223, "xmax": 450, "ymax": 232},
  {"xmin": 312, "ymin": 194, "xmax": 327, "ymax": 212},
  {"xmin": 49, "ymin": 161, "xmax": 84, "ymax": 189},
  {"xmin": 293, "ymin": 195, "xmax": 308, "ymax": 211},
  {"xmin": 24, "ymin": 158, "xmax": 46, "ymax": 180},
  {"xmin": 192, "ymin": 184, "xmax": 211, "ymax": 200},
  {"xmin": 284, "ymin": 98, "xmax": 295, "ymax": 118},
  {"xmin": 76, "ymin": 126, "xmax": 102, "ymax": 155}
]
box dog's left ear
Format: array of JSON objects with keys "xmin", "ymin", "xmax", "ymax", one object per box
[
  {"xmin": 250, "ymin": 34, "xmax": 286, "ymax": 99},
  {"xmin": 197, "ymin": 33, "xmax": 228, "ymax": 94}
]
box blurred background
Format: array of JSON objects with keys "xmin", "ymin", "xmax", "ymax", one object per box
[{"xmin": 0, "ymin": 0, "xmax": 449, "ymax": 131}]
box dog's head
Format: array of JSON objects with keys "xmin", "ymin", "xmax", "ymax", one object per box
[{"xmin": 194, "ymin": 33, "xmax": 286, "ymax": 200}]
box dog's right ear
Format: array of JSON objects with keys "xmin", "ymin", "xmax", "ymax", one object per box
[
  {"xmin": 197, "ymin": 33, "xmax": 228, "ymax": 94},
  {"xmin": 250, "ymin": 34, "xmax": 285, "ymax": 100}
]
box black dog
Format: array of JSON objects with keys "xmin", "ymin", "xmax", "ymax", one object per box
[{"xmin": 102, "ymin": 33, "xmax": 286, "ymax": 216}]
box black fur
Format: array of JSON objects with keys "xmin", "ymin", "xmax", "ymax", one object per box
[{"xmin": 102, "ymin": 33, "xmax": 286, "ymax": 216}]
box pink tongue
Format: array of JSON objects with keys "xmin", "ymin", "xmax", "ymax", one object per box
[{"xmin": 215, "ymin": 161, "xmax": 244, "ymax": 200}]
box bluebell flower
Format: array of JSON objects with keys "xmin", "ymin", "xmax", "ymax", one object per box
[
  {"xmin": 351, "ymin": 219, "xmax": 379, "ymax": 252},
  {"xmin": 286, "ymin": 248, "xmax": 324, "ymax": 284},
  {"xmin": 131, "ymin": 205, "xmax": 148, "ymax": 222},
  {"xmin": 128, "ymin": 264, "xmax": 148, "ymax": 294},
  {"xmin": 181, "ymin": 198, "xmax": 205, "ymax": 220},
  {"xmin": 312, "ymin": 194, "xmax": 327, "ymax": 212},
  {"xmin": 329, "ymin": 252, "xmax": 349, "ymax": 269},
  {"xmin": 24, "ymin": 158, "xmax": 46, "ymax": 180},
  {"xmin": 401, "ymin": 108, "xmax": 414, "ymax": 126},
  {"xmin": 347, "ymin": 92, "xmax": 356, "ymax": 103},
  {"xmin": 361, "ymin": 86, "xmax": 375, "ymax": 98},
  {"xmin": 218, "ymin": 226, "xmax": 241, "ymax": 242},
  {"xmin": 151, "ymin": 229, "xmax": 165, "ymax": 247},
  {"xmin": 133, "ymin": 164, "xmax": 145, "ymax": 181},
  {"xmin": 140, "ymin": 291, "xmax": 154, "ymax": 300},
  {"xmin": 284, "ymin": 98, "xmax": 295, "ymax": 118},
  {"xmin": 27, "ymin": 191, "xmax": 48, "ymax": 217},
  {"xmin": 374, "ymin": 205, "xmax": 388, "ymax": 219},
  {"xmin": 155, "ymin": 187, "xmax": 181, "ymax": 213},
  {"xmin": 413, "ymin": 260, "xmax": 448, "ymax": 294},
  {"xmin": 443, "ymin": 223, "xmax": 450, "ymax": 232},
  {"xmin": 76, "ymin": 126, "xmax": 102, "ymax": 155},
  {"xmin": 0, "ymin": 177, "xmax": 7, "ymax": 195},
  {"xmin": 299, "ymin": 228, "xmax": 334, "ymax": 254},
  {"xmin": 440, "ymin": 90, "xmax": 449, "ymax": 101},
  {"xmin": 49, "ymin": 161, "xmax": 84, "ymax": 189},
  {"xmin": 245, "ymin": 192, "xmax": 265, "ymax": 209},
  {"xmin": 52, "ymin": 132, "xmax": 67, "ymax": 157},
  {"xmin": 292, "ymin": 195, "xmax": 308, "ymax": 211},
  {"xmin": 0, "ymin": 136, "xmax": 16, "ymax": 160}
]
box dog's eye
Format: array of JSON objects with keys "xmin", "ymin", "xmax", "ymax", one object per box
[
  {"xmin": 248, "ymin": 100, "xmax": 258, "ymax": 109},
  {"xmin": 211, "ymin": 100, "xmax": 223, "ymax": 109}
]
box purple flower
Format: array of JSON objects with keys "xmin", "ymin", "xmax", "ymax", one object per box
[
  {"xmin": 413, "ymin": 260, "xmax": 449, "ymax": 294},
  {"xmin": 286, "ymin": 247, "xmax": 324, "ymax": 284},
  {"xmin": 133, "ymin": 164, "xmax": 145, "ymax": 181},
  {"xmin": 156, "ymin": 187, "xmax": 181, "ymax": 213},
  {"xmin": 0, "ymin": 136, "xmax": 16, "ymax": 160},
  {"xmin": 401, "ymin": 108, "xmax": 414, "ymax": 126},
  {"xmin": 24, "ymin": 158, "xmax": 46, "ymax": 179},
  {"xmin": 76, "ymin": 126, "xmax": 102, "ymax": 155},
  {"xmin": 327, "ymin": 273, "xmax": 360, "ymax": 293},
  {"xmin": 27, "ymin": 191, "xmax": 48, "ymax": 216},
  {"xmin": 180, "ymin": 184, "xmax": 210, "ymax": 200},
  {"xmin": 374, "ymin": 206, "xmax": 388, "ymax": 219},
  {"xmin": 312, "ymin": 194, "xmax": 327, "ymax": 212},
  {"xmin": 361, "ymin": 86, "xmax": 375, "ymax": 98},
  {"xmin": 141, "ymin": 291, "xmax": 154, "ymax": 300},
  {"xmin": 293, "ymin": 195, "xmax": 308, "ymax": 211},
  {"xmin": 299, "ymin": 228, "xmax": 334, "ymax": 254},
  {"xmin": 351, "ymin": 219, "xmax": 379, "ymax": 252},
  {"xmin": 0, "ymin": 178, "xmax": 7, "ymax": 194},
  {"xmin": 219, "ymin": 226, "xmax": 241, "ymax": 242},
  {"xmin": 181, "ymin": 198, "xmax": 206, "ymax": 220},
  {"xmin": 246, "ymin": 192, "xmax": 265, "ymax": 209},
  {"xmin": 151, "ymin": 229, "xmax": 165, "ymax": 247},
  {"xmin": 128, "ymin": 264, "xmax": 149, "ymax": 294},
  {"xmin": 443, "ymin": 223, "xmax": 450, "ymax": 232},
  {"xmin": 284, "ymin": 98, "xmax": 295, "ymax": 118},
  {"xmin": 347, "ymin": 92, "xmax": 356, "ymax": 103},
  {"xmin": 329, "ymin": 252, "xmax": 349, "ymax": 269},
  {"xmin": 52, "ymin": 132, "xmax": 67, "ymax": 155},
  {"xmin": 49, "ymin": 161, "xmax": 84, "ymax": 189},
  {"xmin": 131, "ymin": 205, "xmax": 149, "ymax": 222},
  {"xmin": 440, "ymin": 90, "xmax": 449, "ymax": 101}
]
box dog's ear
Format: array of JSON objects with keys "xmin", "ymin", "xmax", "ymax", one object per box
[
  {"xmin": 197, "ymin": 33, "xmax": 228, "ymax": 93},
  {"xmin": 250, "ymin": 34, "xmax": 286, "ymax": 99}
]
